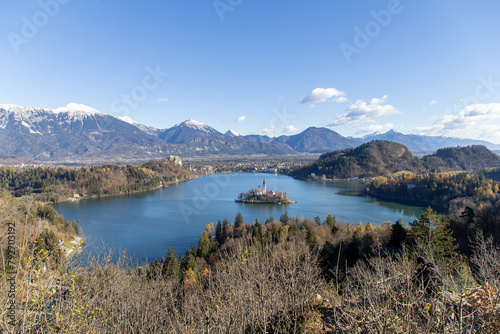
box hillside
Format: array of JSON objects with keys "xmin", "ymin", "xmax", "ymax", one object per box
[
  {"xmin": 0, "ymin": 158, "xmax": 195, "ymax": 203},
  {"xmin": 276, "ymin": 127, "xmax": 360, "ymax": 153},
  {"xmin": 291, "ymin": 141, "xmax": 424, "ymax": 179},
  {"xmin": 3, "ymin": 203, "xmax": 499, "ymax": 332},
  {"xmin": 423, "ymin": 145, "xmax": 500, "ymax": 172},
  {"xmin": 292, "ymin": 142, "xmax": 500, "ymax": 180}
]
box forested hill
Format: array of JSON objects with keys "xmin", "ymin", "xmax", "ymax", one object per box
[
  {"xmin": 0, "ymin": 159, "xmax": 195, "ymax": 203},
  {"xmin": 422, "ymin": 145, "xmax": 500, "ymax": 172},
  {"xmin": 291, "ymin": 141, "xmax": 500, "ymax": 180},
  {"xmin": 290, "ymin": 141, "xmax": 425, "ymax": 179}
]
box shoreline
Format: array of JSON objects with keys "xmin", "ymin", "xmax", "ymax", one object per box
[{"xmin": 48, "ymin": 174, "xmax": 201, "ymax": 205}]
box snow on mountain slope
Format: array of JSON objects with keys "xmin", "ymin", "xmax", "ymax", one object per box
[
  {"xmin": 225, "ymin": 129, "xmax": 243, "ymax": 137},
  {"xmin": 159, "ymin": 119, "xmax": 221, "ymax": 143},
  {"xmin": 0, "ymin": 103, "xmax": 168, "ymax": 160}
]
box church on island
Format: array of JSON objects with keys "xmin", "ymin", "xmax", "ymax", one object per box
[{"xmin": 236, "ymin": 179, "xmax": 295, "ymax": 204}]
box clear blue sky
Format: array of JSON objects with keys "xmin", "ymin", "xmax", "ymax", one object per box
[{"xmin": 1, "ymin": 0, "xmax": 500, "ymax": 143}]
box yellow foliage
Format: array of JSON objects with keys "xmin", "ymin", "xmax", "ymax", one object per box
[
  {"xmin": 138, "ymin": 167, "xmax": 154, "ymax": 175},
  {"xmin": 201, "ymin": 267, "xmax": 210, "ymax": 279},
  {"xmin": 356, "ymin": 221, "xmax": 364, "ymax": 232},
  {"xmin": 183, "ymin": 268, "xmax": 198, "ymax": 287},
  {"xmin": 365, "ymin": 223, "xmax": 374, "ymax": 232}
]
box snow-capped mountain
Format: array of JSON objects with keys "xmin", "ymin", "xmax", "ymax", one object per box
[
  {"xmin": 158, "ymin": 119, "xmax": 222, "ymax": 144},
  {"xmin": 2, "ymin": 103, "xmax": 499, "ymax": 162},
  {"xmin": 0, "ymin": 105, "xmax": 296, "ymax": 160},
  {"xmin": 117, "ymin": 115, "xmax": 159, "ymax": 136},
  {"xmin": 0, "ymin": 103, "xmax": 167, "ymax": 160},
  {"xmin": 0, "ymin": 103, "xmax": 105, "ymax": 135},
  {"xmin": 225, "ymin": 129, "xmax": 243, "ymax": 137}
]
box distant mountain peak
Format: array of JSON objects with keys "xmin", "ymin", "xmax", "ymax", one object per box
[
  {"xmin": 0, "ymin": 104, "xmax": 22, "ymax": 110},
  {"xmin": 159, "ymin": 119, "xmax": 221, "ymax": 144},
  {"xmin": 0, "ymin": 103, "xmax": 103, "ymax": 117},
  {"xmin": 117, "ymin": 115, "xmax": 139, "ymax": 125},
  {"xmin": 225, "ymin": 129, "xmax": 242, "ymax": 137},
  {"xmin": 53, "ymin": 103, "xmax": 102, "ymax": 116},
  {"xmin": 176, "ymin": 119, "xmax": 210, "ymax": 130},
  {"xmin": 0, "ymin": 104, "xmax": 35, "ymax": 114}
]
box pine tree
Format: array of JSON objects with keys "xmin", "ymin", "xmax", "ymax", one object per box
[
  {"xmin": 460, "ymin": 206, "xmax": 475, "ymax": 239},
  {"xmin": 165, "ymin": 247, "xmax": 180, "ymax": 280},
  {"xmin": 280, "ymin": 210, "xmax": 289, "ymax": 224},
  {"xmin": 197, "ymin": 232, "xmax": 212, "ymax": 260},
  {"xmin": 389, "ymin": 219, "xmax": 407, "ymax": 248},
  {"xmin": 306, "ymin": 224, "xmax": 318, "ymax": 248},
  {"xmin": 252, "ymin": 221, "xmax": 263, "ymax": 245},
  {"xmin": 408, "ymin": 207, "xmax": 457, "ymax": 261},
  {"xmin": 215, "ymin": 219, "xmax": 223, "ymax": 243},
  {"xmin": 326, "ymin": 213, "xmax": 338, "ymax": 235},
  {"xmin": 234, "ymin": 211, "xmax": 243, "ymax": 228}
]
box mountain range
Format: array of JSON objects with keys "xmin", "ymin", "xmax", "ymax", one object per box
[{"xmin": 1, "ymin": 103, "xmax": 499, "ymax": 161}]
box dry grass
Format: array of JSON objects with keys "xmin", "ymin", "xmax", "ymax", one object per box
[
  {"xmin": 1, "ymin": 222, "xmax": 499, "ymax": 333},
  {"xmin": 1, "ymin": 237, "xmax": 326, "ymax": 333}
]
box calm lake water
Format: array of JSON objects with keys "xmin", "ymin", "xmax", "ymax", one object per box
[{"xmin": 54, "ymin": 173, "xmax": 429, "ymax": 262}]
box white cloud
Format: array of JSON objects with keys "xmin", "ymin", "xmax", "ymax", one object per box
[
  {"xmin": 235, "ymin": 115, "xmax": 246, "ymax": 122},
  {"xmin": 327, "ymin": 95, "xmax": 400, "ymax": 126},
  {"xmin": 157, "ymin": 97, "xmax": 169, "ymax": 103},
  {"xmin": 278, "ymin": 96, "xmax": 286, "ymax": 101},
  {"xmin": 261, "ymin": 124, "xmax": 298, "ymax": 135},
  {"xmin": 369, "ymin": 95, "xmax": 388, "ymax": 104},
  {"xmin": 331, "ymin": 96, "xmax": 348, "ymax": 104},
  {"xmin": 301, "ymin": 87, "xmax": 346, "ymax": 104},
  {"xmin": 429, "ymin": 100, "xmax": 438, "ymax": 106},
  {"xmin": 284, "ymin": 125, "xmax": 299, "ymax": 133},
  {"xmin": 413, "ymin": 103, "xmax": 500, "ymax": 142},
  {"xmin": 261, "ymin": 126, "xmax": 278, "ymax": 134}
]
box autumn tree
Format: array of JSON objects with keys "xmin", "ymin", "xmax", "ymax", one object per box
[{"xmin": 181, "ymin": 245, "xmax": 198, "ymax": 274}]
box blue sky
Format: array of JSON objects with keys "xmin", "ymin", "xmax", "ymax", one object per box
[{"xmin": 1, "ymin": 0, "xmax": 500, "ymax": 143}]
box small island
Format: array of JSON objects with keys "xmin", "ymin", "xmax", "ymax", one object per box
[{"xmin": 236, "ymin": 179, "xmax": 295, "ymax": 204}]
